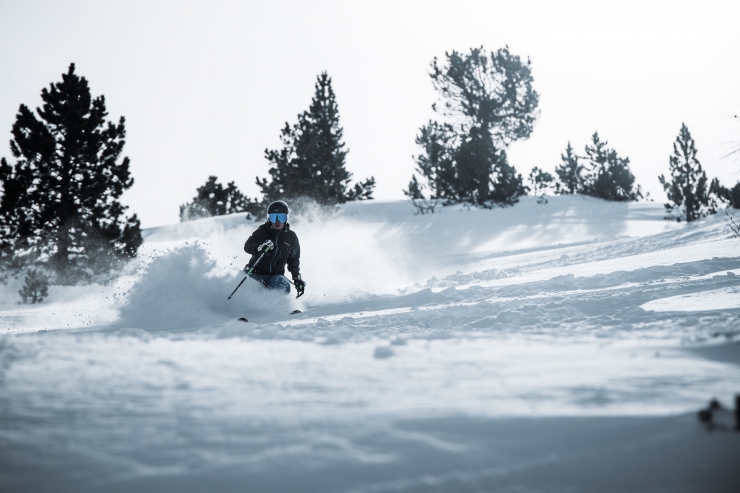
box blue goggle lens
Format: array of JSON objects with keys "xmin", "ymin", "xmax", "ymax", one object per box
[{"xmin": 268, "ymin": 213, "xmax": 288, "ymax": 223}]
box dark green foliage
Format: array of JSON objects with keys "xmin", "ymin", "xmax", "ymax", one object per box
[
  {"xmin": 18, "ymin": 268, "xmax": 49, "ymax": 304},
  {"xmin": 180, "ymin": 176, "xmax": 260, "ymax": 222},
  {"xmin": 728, "ymin": 183, "xmax": 740, "ymax": 209},
  {"xmin": 403, "ymin": 175, "xmax": 439, "ymax": 214},
  {"xmin": 345, "ymin": 177, "xmax": 377, "ymax": 201},
  {"xmin": 403, "ymin": 121, "xmax": 457, "ymax": 210},
  {"xmin": 488, "ymin": 155, "xmax": 528, "ymax": 206},
  {"xmin": 454, "ymin": 127, "xmax": 498, "ymax": 204},
  {"xmin": 658, "ymin": 124, "xmax": 715, "ymax": 222},
  {"xmin": 409, "ymin": 46, "xmax": 538, "ymax": 208},
  {"xmin": 554, "ymin": 142, "xmax": 583, "ymax": 194},
  {"xmin": 259, "ymin": 72, "xmax": 375, "ymax": 206},
  {"xmin": 429, "ymin": 46, "xmax": 539, "ymax": 144},
  {"xmin": 581, "ymin": 133, "xmax": 641, "ymax": 202},
  {"xmin": 0, "ymin": 64, "xmax": 141, "ymax": 284},
  {"xmin": 529, "ymin": 167, "xmax": 554, "ymax": 195},
  {"xmin": 452, "ymin": 126, "xmax": 527, "ymax": 206},
  {"xmin": 709, "ymin": 179, "xmax": 740, "ymax": 210}
]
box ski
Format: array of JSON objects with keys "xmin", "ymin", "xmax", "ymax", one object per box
[{"xmin": 237, "ymin": 310, "xmax": 301, "ymax": 323}]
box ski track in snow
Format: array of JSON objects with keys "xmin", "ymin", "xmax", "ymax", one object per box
[{"xmin": 1, "ymin": 196, "xmax": 739, "ymax": 491}]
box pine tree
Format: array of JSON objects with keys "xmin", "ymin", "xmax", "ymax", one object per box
[
  {"xmin": 529, "ymin": 167, "xmax": 554, "ymax": 195},
  {"xmin": 429, "ymin": 46, "xmax": 539, "ymax": 144},
  {"xmin": 180, "ymin": 176, "xmax": 260, "ymax": 222},
  {"xmin": 581, "ymin": 132, "xmax": 641, "ymax": 202},
  {"xmin": 409, "ymin": 46, "xmax": 538, "ymax": 207},
  {"xmin": 489, "ymin": 153, "xmax": 528, "ymax": 205},
  {"xmin": 454, "ymin": 126, "xmax": 497, "ymax": 204},
  {"xmin": 0, "ymin": 64, "xmax": 141, "ymax": 284},
  {"xmin": 554, "ymin": 142, "xmax": 583, "ymax": 194},
  {"xmin": 453, "ymin": 126, "xmax": 527, "ymax": 206},
  {"xmin": 658, "ymin": 124, "xmax": 712, "ymax": 222},
  {"xmin": 18, "ymin": 268, "xmax": 49, "ymax": 304},
  {"xmin": 728, "ymin": 183, "xmax": 740, "ymax": 209},
  {"xmin": 404, "ymin": 121, "xmax": 457, "ymax": 206},
  {"xmin": 259, "ymin": 72, "xmax": 375, "ymax": 206}
]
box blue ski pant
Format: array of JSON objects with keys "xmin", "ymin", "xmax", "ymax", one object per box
[{"xmin": 249, "ymin": 272, "xmax": 291, "ymax": 295}]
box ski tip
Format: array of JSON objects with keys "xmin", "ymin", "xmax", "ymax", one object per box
[{"xmin": 237, "ymin": 317, "xmax": 249, "ymax": 322}]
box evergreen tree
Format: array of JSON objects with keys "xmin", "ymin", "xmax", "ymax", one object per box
[
  {"xmin": 581, "ymin": 132, "xmax": 641, "ymax": 201},
  {"xmin": 658, "ymin": 124, "xmax": 713, "ymax": 222},
  {"xmin": 429, "ymin": 46, "xmax": 539, "ymax": 144},
  {"xmin": 409, "ymin": 46, "xmax": 538, "ymax": 207},
  {"xmin": 258, "ymin": 72, "xmax": 375, "ymax": 206},
  {"xmin": 489, "ymin": 153, "xmax": 528, "ymax": 205},
  {"xmin": 403, "ymin": 175, "xmax": 439, "ymax": 214},
  {"xmin": 18, "ymin": 268, "xmax": 49, "ymax": 304},
  {"xmin": 0, "ymin": 64, "xmax": 141, "ymax": 284},
  {"xmin": 403, "ymin": 122, "xmax": 457, "ymax": 214},
  {"xmin": 180, "ymin": 176, "xmax": 260, "ymax": 221},
  {"xmin": 404, "ymin": 121, "xmax": 457, "ymax": 205},
  {"xmin": 727, "ymin": 182, "xmax": 740, "ymax": 209},
  {"xmin": 529, "ymin": 167, "xmax": 554, "ymax": 195},
  {"xmin": 708, "ymin": 178, "xmax": 729, "ymax": 211},
  {"xmin": 453, "ymin": 126, "xmax": 527, "ymax": 206},
  {"xmin": 454, "ymin": 126, "xmax": 497, "ymax": 204},
  {"xmin": 554, "ymin": 142, "xmax": 583, "ymax": 194}
]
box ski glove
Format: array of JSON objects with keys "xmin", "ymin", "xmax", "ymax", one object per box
[
  {"xmin": 294, "ymin": 276, "xmax": 306, "ymax": 298},
  {"xmin": 257, "ymin": 239, "xmax": 274, "ymax": 253}
]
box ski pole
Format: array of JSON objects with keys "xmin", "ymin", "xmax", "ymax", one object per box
[{"xmin": 227, "ymin": 246, "xmax": 271, "ymax": 300}]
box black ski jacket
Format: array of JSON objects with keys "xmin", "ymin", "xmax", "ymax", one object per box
[{"xmin": 244, "ymin": 222, "xmax": 300, "ymax": 278}]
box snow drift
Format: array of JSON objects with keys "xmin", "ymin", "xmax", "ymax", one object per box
[{"xmin": 1, "ymin": 195, "xmax": 739, "ymax": 493}]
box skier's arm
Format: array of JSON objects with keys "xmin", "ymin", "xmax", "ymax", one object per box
[
  {"xmin": 287, "ymin": 236, "xmax": 301, "ymax": 279},
  {"xmin": 244, "ymin": 231, "xmax": 262, "ymax": 255}
]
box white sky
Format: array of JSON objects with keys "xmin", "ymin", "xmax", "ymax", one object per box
[{"xmin": 1, "ymin": 0, "xmax": 739, "ymax": 228}]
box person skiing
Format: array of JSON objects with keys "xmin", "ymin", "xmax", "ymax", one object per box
[{"xmin": 243, "ymin": 200, "xmax": 305, "ymax": 297}]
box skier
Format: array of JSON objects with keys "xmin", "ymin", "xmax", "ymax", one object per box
[{"xmin": 243, "ymin": 200, "xmax": 306, "ymax": 297}]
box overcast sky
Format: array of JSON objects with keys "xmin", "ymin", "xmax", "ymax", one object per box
[{"xmin": 1, "ymin": 0, "xmax": 738, "ymax": 227}]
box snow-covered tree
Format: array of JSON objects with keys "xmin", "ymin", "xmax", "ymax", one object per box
[
  {"xmin": 658, "ymin": 124, "xmax": 713, "ymax": 222},
  {"xmin": 0, "ymin": 64, "xmax": 141, "ymax": 284},
  {"xmin": 259, "ymin": 72, "xmax": 375, "ymax": 206}
]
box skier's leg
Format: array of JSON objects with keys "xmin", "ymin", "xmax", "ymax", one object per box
[
  {"xmin": 248, "ymin": 272, "xmax": 268, "ymax": 287},
  {"xmin": 265, "ymin": 275, "xmax": 291, "ymax": 295}
]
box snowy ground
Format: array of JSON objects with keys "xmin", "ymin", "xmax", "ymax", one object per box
[{"xmin": 1, "ymin": 195, "xmax": 739, "ymax": 492}]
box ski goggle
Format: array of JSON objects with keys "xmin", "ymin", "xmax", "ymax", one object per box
[{"xmin": 268, "ymin": 212, "xmax": 288, "ymax": 223}]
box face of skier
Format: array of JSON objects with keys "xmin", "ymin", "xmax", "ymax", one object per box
[{"xmin": 268, "ymin": 211, "xmax": 287, "ymax": 230}]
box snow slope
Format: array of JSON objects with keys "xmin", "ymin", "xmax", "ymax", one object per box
[{"xmin": 1, "ymin": 195, "xmax": 739, "ymax": 492}]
